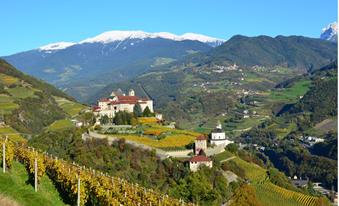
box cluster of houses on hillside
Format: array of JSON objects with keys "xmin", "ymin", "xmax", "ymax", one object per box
[
  {"xmin": 189, "ymin": 122, "xmax": 234, "ymax": 172},
  {"xmin": 300, "ymin": 135, "xmax": 325, "ymax": 147}
]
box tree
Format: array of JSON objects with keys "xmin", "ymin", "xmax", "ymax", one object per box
[
  {"xmin": 100, "ymin": 115, "xmax": 109, "ymax": 125},
  {"xmin": 142, "ymin": 106, "xmax": 152, "ymax": 117},
  {"xmin": 226, "ymin": 143, "xmax": 239, "ymax": 154},
  {"xmin": 130, "ymin": 117, "xmax": 138, "ymax": 126},
  {"xmin": 113, "ymin": 111, "xmax": 133, "ymax": 125},
  {"xmin": 229, "ymin": 185, "xmax": 262, "ymax": 206},
  {"xmin": 133, "ymin": 103, "xmax": 142, "ymax": 117}
]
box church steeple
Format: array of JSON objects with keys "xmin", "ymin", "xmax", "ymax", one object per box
[{"xmin": 216, "ymin": 120, "xmax": 222, "ymax": 129}]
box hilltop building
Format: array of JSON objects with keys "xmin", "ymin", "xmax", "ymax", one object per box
[
  {"xmin": 195, "ymin": 135, "xmax": 207, "ymax": 154},
  {"xmin": 189, "ymin": 155, "xmax": 213, "ymax": 172},
  {"xmin": 210, "ymin": 122, "xmax": 233, "ymax": 146},
  {"xmin": 93, "ymin": 89, "xmax": 153, "ymax": 119}
]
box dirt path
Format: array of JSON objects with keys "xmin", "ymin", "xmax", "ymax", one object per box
[{"xmin": 220, "ymin": 156, "xmax": 236, "ymax": 163}]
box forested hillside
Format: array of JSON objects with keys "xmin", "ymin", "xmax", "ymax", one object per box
[
  {"xmin": 207, "ymin": 35, "xmax": 337, "ymax": 71},
  {"xmin": 238, "ymin": 61, "xmax": 338, "ymax": 190}
]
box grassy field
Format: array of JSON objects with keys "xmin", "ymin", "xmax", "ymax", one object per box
[
  {"xmin": 0, "ymin": 94, "xmax": 19, "ymax": 114},
  {"xmin": 0, "ymin": 127, "xmax": 26, "ymax": 142},
  {"xmin": 311, "ymin": 118, "xmax": 338, "ymax": 135},
  {"xmin": 230, "ymin": 157, "xmax": 267, "ymax": 182},
  {"xmin": 47, "ymin": 119, "xmax": 74, "ymax": 131},
  {"xmin": 0, "ymin": 161, "xmax": 67, "ymax": 206},
  {"xmin": 7, "ymin": 87, "xmax": 37, "ymax": 99},
  {"xmin": 213, "ymin": 150, "xmax": 234, "ymax": 162},
  {"xmin": 269, "ymin": 80, "xmax": 311, "ymax": 103},
  {"xmin": 54, "ymin": 97, "xmax": 86, "ymax": 117},
  {"xmin": 0, "ymin": 73, "xmax": 19, "ymax": 85},
  {"xmin": 267, "ymin": 121, "xmax": 297, "ymax": 139}
]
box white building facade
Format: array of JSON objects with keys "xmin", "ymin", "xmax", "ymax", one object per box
[
  {"xmin": 93, "ymin": 89, "xmax": 153, "ymax": 119},
  {"xmin": 189, "ymin": 155, "xmax": 213, "ymax": 172},
  {"xmin": 210, "ymin": 122, "xmax": 233, "ymax": 146}
]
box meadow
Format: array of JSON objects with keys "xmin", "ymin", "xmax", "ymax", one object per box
[
  {"xmin": 47, "ymin": 119, "xmax": 74, "ymax": 131},
  {"xmin": 269, "ymin": 80, "xmax": 311, "ymax": 103},
  {"xmin": 54, "ymin": 96, "xmax": 87, "ymax": 117},
  {"xmin": 0, "ymin": 126, "xmax": 25, "ymax": 142}
]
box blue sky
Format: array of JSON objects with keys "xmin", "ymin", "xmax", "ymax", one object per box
[{"xmin": 1, "ymin": 0, "xmax": 337, "ymax": 56}]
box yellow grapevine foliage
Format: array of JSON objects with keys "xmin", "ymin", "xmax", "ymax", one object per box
[
  {"xmin": 16, "ymin": 146, "xmax": 46, "ymax": 183},
  {"xmin": 14, "ymin": 146, "xmax": 195, "ymax": 206},
  {"xmin": 0, "ymin": 138, "xmax": 15, "ymax": 169}
]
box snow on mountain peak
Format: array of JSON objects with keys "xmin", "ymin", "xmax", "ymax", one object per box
[
  {"xmin": 80, "ymin": 30, "xmax": 152, "ymax": 44},
  {"xmin": 180, "ymin": 33, "xmax": 223, "ymax": 43},
  {"xmin": 80, "ymin": 30, "xmax": 225, "ymax": 45},
  {"xmin": 38, "ymin": 31, "xmax": 225, "ymax": 52},
  {"xmin": 39, "ymin": 42, "xmax": 76, "ymax": 51},
  {"xmin": 320, "ymin": 22, "xmax": 337, "ymax": 42}
]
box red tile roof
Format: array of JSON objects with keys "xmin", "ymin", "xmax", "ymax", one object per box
[
  {"xmin": 196, "ymin": 135, "xmax": 207, "ymax": 140},
  {"xmin": 117, "ymin": 95, "xmax": 139, "ymax": 101},
  {"xmin": 189, "ymin": 155, "xmax": 211, "ymax": 162},
  {"xmin": 92, "ymin": 106, "xmax": 101, "ymax": 112},
  {"xmin": 98, "ymin": 95, "xmax": 151, "ymax": 106},
  {"xmin": 99, "ymin": 98, "xmax": 110, "ymax": 102}
]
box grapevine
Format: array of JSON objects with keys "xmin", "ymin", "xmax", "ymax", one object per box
[{"xmin": 0, "ymin": 137, "xmax": 15, "ymax": 169}]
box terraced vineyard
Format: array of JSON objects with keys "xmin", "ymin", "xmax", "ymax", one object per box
[
  {"xmin": 112, "ymin": 133, "xmax": 197, "ymax": 148},
  {"xmin": 255, "ymin": 182, "xmax": 327, "ymax": 206},
  {"xmin": 3, "ymin": 143, "xmax": 195, "ymax": 206},
  {"xmin": 0, "ymin": 94, "xmax": 19, "ymax": 114},
  {"xmin": 54, "ymin": 96, "xmax": 87, "ymax": 117},
  {"xmin": 229, "ymin": 157, "xmax": 267, "ymax": 182},
  {"xmin": 47, "ymin": 119, "xmax": 75, "ymax": 131},
  {"xmin": 102, "ymin": 121, "xmax": 201, "ymax": 149},
  {"xmin": 0, "ymin": 126, "xmax": 26, "ymax": 142}
]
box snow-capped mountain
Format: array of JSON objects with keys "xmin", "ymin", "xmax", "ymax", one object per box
[
  {"xmin": 38, "ymin": 30, "xmax": 224, "ymax": 52},
  {"xmin": 320, "ymin": 22, "xmax": 337, "ymax": 42},
  {"xmin": 79, "ymin": 30, "xmax": 225, "ymax": 47},
  {"xmin": 4, "ymin": 30, "xmax": 220, "ymax": 102},
  {"xmin": 39, "ymin": 42, "xmax": 76, "ymax": 52}
]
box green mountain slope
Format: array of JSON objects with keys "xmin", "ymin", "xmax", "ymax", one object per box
[
  {"xmin": 91, "ymin": 35, "xmax": 337, "ymax": 129},
  {"xmin": 207, "ymin": 35, "xmax": 337, "ymax": 71},
  {"xmin": 278, "ymin": 61, "xmax": 337, "ymax": 124},
  {"xmin": 0, "ymin": 59, "xmax": 86, "ymax": 134}
]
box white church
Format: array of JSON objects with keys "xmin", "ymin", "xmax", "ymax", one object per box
[
  {"xmin": 93, "ymin": 89, "xmax": 154, "ymax": 119},
  {"xmin": 210, "ymin": 122, "xmax": 233, "ymax": 146}
]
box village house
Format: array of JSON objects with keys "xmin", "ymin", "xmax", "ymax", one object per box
[
  {"xmin": 189, "ymin": 155, "xmax": 213, "ymax": 172},
  {"xmin": 93, "ymin": 89, "xmax": 153, "ymax": 119}
]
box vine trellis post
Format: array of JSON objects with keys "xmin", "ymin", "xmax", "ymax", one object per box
[
  {"xmin": 77, "ymin": 174, "xmax": 81, "ymax": 206},
  {"xmin": 2, "ymin": 140, "xmax": 5, "ymax": 173},
  {"xmin": 34, "ymin": 157, "xmax": 38, "ymax": 192}
]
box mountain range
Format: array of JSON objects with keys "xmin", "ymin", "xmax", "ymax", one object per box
[
  {"xmin": 88, "ymin": 34, "xmax": 337, "ymax": 128},
  {"xmin": 3, "ymin": 31, "xmax": 224, "ymax": 102},
  {"xmin": 2, "ymin": 28, "xmax": 337, "ymax": 103}
]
